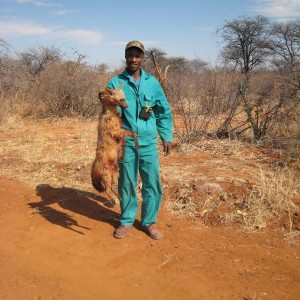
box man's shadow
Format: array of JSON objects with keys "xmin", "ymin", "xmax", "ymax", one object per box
[{"xmin": 28, "ymin": 184, "xmax": 125, "ymax": 235}]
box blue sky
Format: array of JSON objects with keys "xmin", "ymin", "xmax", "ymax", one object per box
[{"xmin": 0, "ymin": 0, "xmax": 299, "ymax": 68}]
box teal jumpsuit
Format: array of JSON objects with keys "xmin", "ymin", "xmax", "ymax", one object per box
[{"xmin": 107, "ymin": 69, "xmax": 173, "ymax": 226}]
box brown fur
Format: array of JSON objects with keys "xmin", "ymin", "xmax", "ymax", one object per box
[{"xmin": 91, "ymin": 82, "xmax": 139, "ymax": 206}]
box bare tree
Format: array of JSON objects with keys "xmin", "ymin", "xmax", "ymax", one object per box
[
  {"xmin": 188, "ymin": 58, "xmax": 208, "ymax": 73},
  {"xmin": 144, "ymin": 48, "xmax": 168, "ymax": 71},
  {"xmin": 217, "ymin": 15, "xmax": 271, "ymax": 74},
  {"xmin": 0, "ymin": 39, "xmax": 10, "ymax": 54},
  {"xmin": 18, "ymin": 45, "xmax": 62, "ymax": 79},
  {"xmin": 269, "ymin": 20, "xmax": 300, "ymax": 67}
]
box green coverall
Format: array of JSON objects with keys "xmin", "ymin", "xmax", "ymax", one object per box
[{"xmin": 107, "ymin": 68, "xmax": 173, "ymax": 226}]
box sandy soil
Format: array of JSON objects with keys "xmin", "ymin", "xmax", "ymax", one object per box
[{"xmin": 0, "ymin": 120, "xmax": 300, "ymax": 300}]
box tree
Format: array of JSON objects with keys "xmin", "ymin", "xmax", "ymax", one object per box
[
  {"xmin": 269, "ymin": 20, "xmax": 300, "ymax": 67},
  {"xmin": 0, "ymin": 39, "xmax": 9, "ymax": 55},
  {"xmin": 217, "ymin": 15, "xmax": 271, "ymax": 74},
  {"xmin": 215, "ymin": 16, "xmax": 300, "ymax": 140},
  {"xmin": 18, "ymin": 45, "xmax": 62, "ymax": 78},
  {"xmin": 188, "ymin": 58, "xmax": 208, "ymax": 73},
  {"xmin": 143, "ymin": 47, "xmax": 168, "ymax": 77}
]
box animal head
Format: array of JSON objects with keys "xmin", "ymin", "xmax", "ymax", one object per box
[{"xmin": 98, "ymin": 82, "xmax": 128, "ymax": 109}]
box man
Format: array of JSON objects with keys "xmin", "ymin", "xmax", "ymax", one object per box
[{"xmin": 106, "ymin": 40, "xmax": 173, "ymax": 240}]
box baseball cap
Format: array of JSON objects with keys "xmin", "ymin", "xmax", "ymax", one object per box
[{"xmin": 125, "ymin": 40, "xmax": 145, "ymax": 53}]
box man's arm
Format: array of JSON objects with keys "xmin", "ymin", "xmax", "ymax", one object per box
[{"xmin": 153, "ymin": 80, "xmax": 173, "ymax": 154}]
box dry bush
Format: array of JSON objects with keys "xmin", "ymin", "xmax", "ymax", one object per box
[
  {"xmin": 25, "ymin": 61, "xmax": 101, "ymax": 117},
  {"xmin": 164, "ymin": 59, "xmax": 299, "ymax": 145},
  {"xmin": 163, "ymin": 137, "xmax": 300, "ymax": 242},
  {"xmin": 1, "ymin": 43, "xmax": 298, "ymax": 146},
  {"xmin": 234, "ymin": 69, "xmax": 299, "ymax": 140},
  {"xmin": 0, "ymin": 94, "xmax": 9, "ymax": 124},
  {"xmin": 225, "ymin": 167, "xmax": 299, "ymax": 230},
  {"xmin": 0, "ymin": 46, "xmax": 113, "ymax": 120},
  {"xmin": 0, "ymin": 54, "xmax": 26, "ymax": 123},
  {"xmin": 164, "ymin": 166, "xmax": 299, "ymax": 241},
  {"xmin": 167, "ymin": 66, "xmax": 240, "ymax": 143}
]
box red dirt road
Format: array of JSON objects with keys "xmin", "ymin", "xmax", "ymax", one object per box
[{"xmin": 1, "ymin": 175, "xmax": 300, "ymax": 300}]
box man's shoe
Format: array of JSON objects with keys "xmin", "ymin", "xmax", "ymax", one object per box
[
  {"xmin": 114, "ymin": 225, "xmax": 132, "ymax": 239},
  {"xmin": 143, "ymin": 224, "xmax": 163, "ymax": 240}
]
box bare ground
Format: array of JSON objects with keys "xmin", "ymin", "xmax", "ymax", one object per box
[{"xmin": 0, "ymin": 117, "xmax": 299, "ymax": 300}]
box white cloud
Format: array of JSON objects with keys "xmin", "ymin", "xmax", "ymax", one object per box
[
  {"xmin": 0, "ymin": 19, "xmax": 103, "ymax": 44},
  {"xmin": 0, "ymin": 19, "xmax": 51, "ymax": 35},
  {"xmin": 53, "ymin": 9, "xmax": 75, "ymax": 16},
  {"xmin": 58, "ymin": 29, "xmax": 102, "ymax": 44},
  {"xmin": 15, "ymin": 0, "xmax": 60, "ymax": 7},
  {"xmin": 251, "ymin": 0, "xmax": 300, "ymax": 18}
]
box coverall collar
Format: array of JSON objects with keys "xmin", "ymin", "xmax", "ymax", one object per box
[{"xmin": 122, "ymin": 68, "xmax": 150, "ymax": 89}]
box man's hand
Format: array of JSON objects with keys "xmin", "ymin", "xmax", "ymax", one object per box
[{"xmin": 163, "ymin": 141, "xmax": 172, "ymax": 155}]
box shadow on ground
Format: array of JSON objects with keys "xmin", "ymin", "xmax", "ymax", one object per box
[{"xmin": 28, "ymin": 184, "xmax": 123, "ymax": 234}]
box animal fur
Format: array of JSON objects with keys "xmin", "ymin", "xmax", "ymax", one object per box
[{"xmin": 91, "ymin": 82, "xmax": 139, "ymax": 206}]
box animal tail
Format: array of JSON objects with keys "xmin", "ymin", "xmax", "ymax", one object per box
[
  {"xmin": 91, "ymin": 175, "xmax": 106, "ymax": 193},
  {"xmin": 91, "ymin": 161, "xmax": 106, "ymax": 193}
]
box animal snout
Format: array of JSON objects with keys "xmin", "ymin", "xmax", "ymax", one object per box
[{"xmin": 119, "ymin": 99, "xmax": 129, "ymax": 109}]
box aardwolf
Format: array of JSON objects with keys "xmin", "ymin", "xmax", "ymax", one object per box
[{"xmin": 91, "ymin": 82, "xmax": 139, "ymax": 206}]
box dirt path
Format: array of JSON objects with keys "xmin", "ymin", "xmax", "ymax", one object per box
[{"xmin": 1, "ymin": 175, "xmax": 300, "ymax": 300}]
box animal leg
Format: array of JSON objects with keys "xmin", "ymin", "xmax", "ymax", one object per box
[
  {"xmin": 109, "ymin": 164, "xmax": 121, "ymax": 202},
  {"xmin": 119, "ymin": 142, "xmax": 126, "ymax": 160},
  {"xmin": 102, "ymin": 162, "xmax": 121, "ymax": 206},
  {"xmin": 105, "ymin": 188, "xmax": 120, "ymax": 206},
  {"xmin": 112, "ymin": 129, "xmax": 139, "ymax": 149},
  {"xmin": 123, "ymin": 130, "xmax": 139, "ymax": 149}
]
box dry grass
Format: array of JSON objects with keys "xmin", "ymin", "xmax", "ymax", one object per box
[
  {"xmin": 0, "ymin": 117, "xmax": 299, "ymax": 243},
  {"xmin": 225, "ymin": 167, "xmax": 299, "ymax": 230},
  {"xmin": 0, "ymin": 117, "xmax": 97, "ymax": 191},
  {"xmin": 163, "ymin": 138, "xmax": 300, "ymax": 242}
]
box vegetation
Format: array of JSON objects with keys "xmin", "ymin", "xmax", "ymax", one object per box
[
  {"xmin": 0, "ymin": 16, "xmax": 299, "ymax": 240},
  {"xmin": 1, "ymin": 16, "xmax": 299, "ymax": 143}
]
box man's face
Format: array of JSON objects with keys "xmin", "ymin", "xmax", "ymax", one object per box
[{"xmin": 125, "ymin": 47, "xmax": 144, "ymax": 73}]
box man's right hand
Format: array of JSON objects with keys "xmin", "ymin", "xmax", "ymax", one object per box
[{"xmin": 163, "ymin": 142, "xmax": 172, "ymax": 155}]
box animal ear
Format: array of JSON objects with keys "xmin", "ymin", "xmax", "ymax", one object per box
[
  {"xmin": 104, "ymin": 87, "xmax": 114, "ymax": 95},
  {"xmin": 117, "ymin": 82, "xmax": 124, "ymax": 91},
  {"xmin": 98, "ymin": 91, "xmax": 105, "ymax": 102}
]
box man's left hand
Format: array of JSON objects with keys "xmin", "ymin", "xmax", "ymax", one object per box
[{"xmin": 163, "ymin": 142, "xmax": 172, "ymax": 155}]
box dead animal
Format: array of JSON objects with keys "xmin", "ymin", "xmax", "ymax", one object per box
[{"xmin": 91, "ymin": 82, "xmax": 139, "ymax": 206}]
